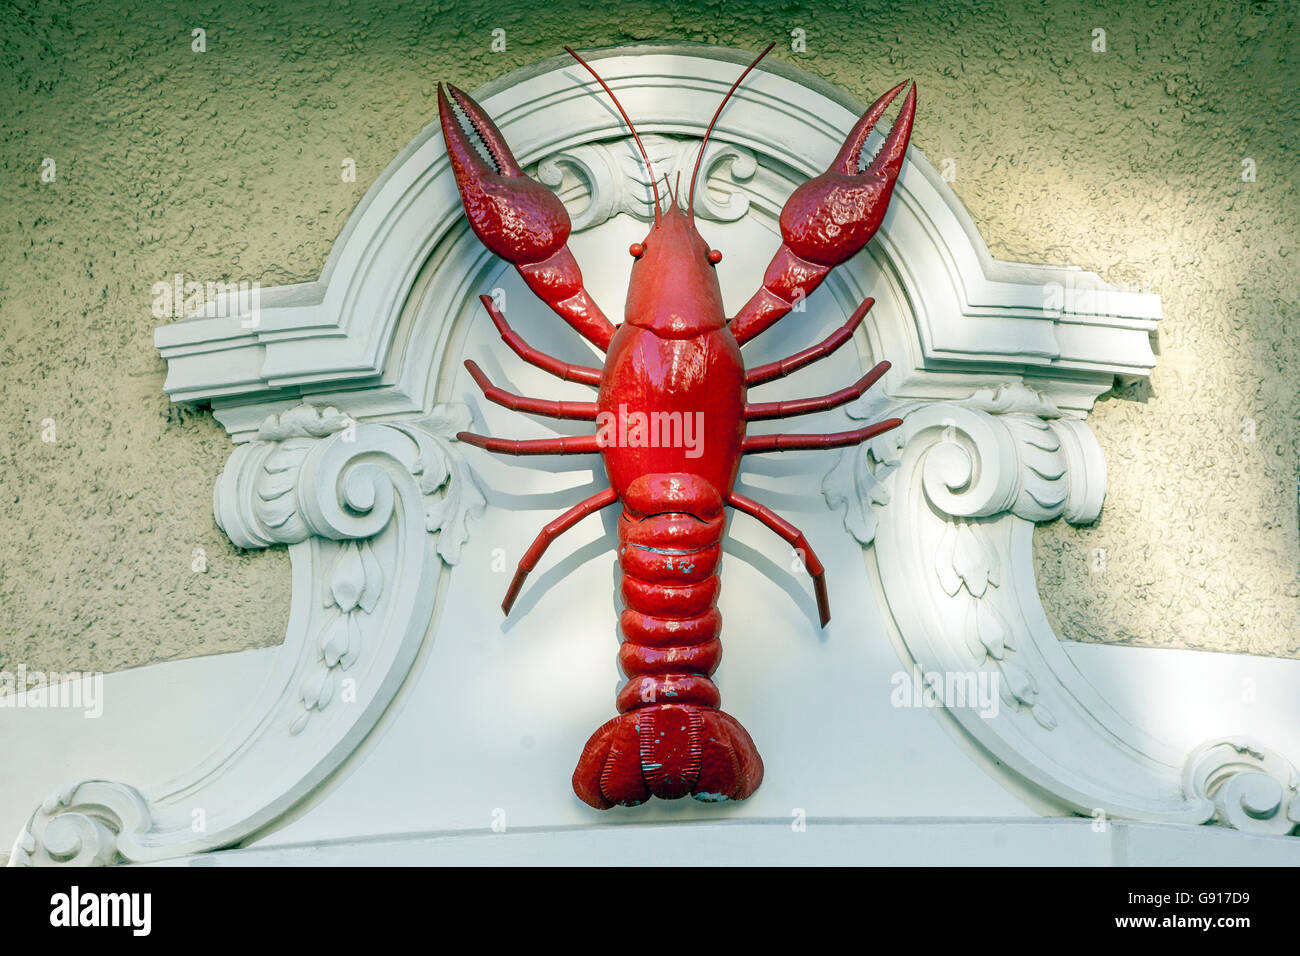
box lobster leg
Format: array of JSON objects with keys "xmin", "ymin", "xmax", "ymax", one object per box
[
  {"xmin": 439, "ymin": 84, "xmax": 617, "ymax": 351},
  {"xmin": 730, "ymin": 84, "xmax": 916, "ymax": 346},
  {"xmin": 727, "ymin": 491, "xmax": 830, "ymax": 627},
  {"xmin": 465, "ymin": 360, "xmax": 598, "ymax": 421},
  {"xmin": 477, "ymin": 295, "xmax": 603, "ymax": 386},
  {"xmin": 502, "ymin": 487, "xmax": 618, "ymax": 615},
  {"xmin": 741, "ymin": 417, "xmax": 903, "ymax": 454},
  {"xmin": 456, "ymin": 433, "xmax": 600, "ymax": 455},
  {"xmin": 745, "ymin": 361, "xmax": 890, "ymax": 420},
  {"xmin": 745, "ymin": 297, "xmax": 874, "ymax": 387}
]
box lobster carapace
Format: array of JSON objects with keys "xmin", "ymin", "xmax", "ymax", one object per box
[{"xmin": 439, "ymin": 45, "xmax": 914, "ymax": 807}]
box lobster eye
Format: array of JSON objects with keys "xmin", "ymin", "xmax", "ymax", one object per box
[
  {"xmin": 629, "ymin": 242, "xmax": 645, "ymax": 258},
  {"xmin": 708, "ymin": 249, "xmax": 723, "ymax": 265}
]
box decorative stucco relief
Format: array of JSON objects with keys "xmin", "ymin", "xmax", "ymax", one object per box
[
  {"xmin": 11, "ymin": 47, "xmax": 1296, "ymax": 864},
  {"xmin": 13, "ymin": 405, "xmax": 481, "ymax": 865}
]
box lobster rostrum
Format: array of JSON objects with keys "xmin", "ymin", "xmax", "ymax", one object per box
[{"xmin": 440, "ymin": 45, "xmax": 914, "ymax": 808}]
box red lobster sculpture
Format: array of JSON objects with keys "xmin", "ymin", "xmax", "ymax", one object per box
[{"xmin": 439, "ymin": 45, "xmax": 913, "ymax": 808}]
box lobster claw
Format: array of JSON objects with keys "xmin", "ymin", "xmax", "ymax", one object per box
[
  {"xmin": 437, "ymin": 82, "xmax": 571, "ymax": 266},
  {"xmin": 779, "ymin": 81, "xmax": 916, "ymax": 268},
  {"xmin": 437, "ymin": 82, "xmax": 617, "ymax": 350}
]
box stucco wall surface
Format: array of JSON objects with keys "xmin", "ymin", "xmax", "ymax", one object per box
[{"xmin": 0, "ymin": 0, "xmax": 1295, "ymax": 677}]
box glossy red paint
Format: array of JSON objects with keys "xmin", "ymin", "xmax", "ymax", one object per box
[{"xmin": 439, "ymin": 46, "xmax": 914, "ymax": 808}]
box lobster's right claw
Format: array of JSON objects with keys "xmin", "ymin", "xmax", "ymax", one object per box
[
  {"xmin": 779, "ymin": 81, "xmax": 916, "ymax": 269},
  {"xmin": 438, "ymin": 82, "xmax": 571, "ymax": 266}
]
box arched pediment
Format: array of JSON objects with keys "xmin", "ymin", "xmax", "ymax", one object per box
[{"xmin": 154, "ymin": 45, "xmax": 1158, "ymax": 437}]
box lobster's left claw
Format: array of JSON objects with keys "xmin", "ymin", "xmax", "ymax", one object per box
[
  {"xmin": 438, "ymin": 82, "xmax": 617, "ymax": 351},
  {"xmin": 729, "ymin": 82, "xmax": 916, "ymax": 346},
  {"xmin": 438, "ymin": 82, "xmax": 571, "ymax": 266},
  {"xmin": 779, "ymin": 81, "xmax": 916, "ymax": 268}
]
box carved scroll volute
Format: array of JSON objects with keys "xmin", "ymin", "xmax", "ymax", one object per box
[
  {"xmin": 1185, "ymin": 738, "xmax": 1300, "ymax": 836},
  {"xmin": 867, "ymin": 404, "xmax": 1099, "ymax": 732},
  {"xmin": 822, "ymin": 392, "xmax": 1300, "ymax": 832},
  {"xmin": 868, "ymin": 399, "xmax": 1106, "ymax": 528},
  {"xmin": 534, "ymin": 134, "xmax": 757, "ymax": 230},
  {"xmin": 826, "ymin": 397, "xmax": 1221, "ymax": 823},
  {"xmin": 10, "ymin": 781, "xmax": 152, "ymax": 867},
  {"xmin": 11, "ymin": 404, "xmax": 483, "ymax": 866},
  {"xmin": 214, "ymin": 404, "xmax": 483, "ymax": 556}
]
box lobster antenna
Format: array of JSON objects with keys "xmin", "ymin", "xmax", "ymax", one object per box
[
  {"xmin": 564, "ymin": 46, "xmax": 662, "ymax": 224},
  {"xmin": 688, "ymin": 42, "xmax": 776, "ymax": 219}
]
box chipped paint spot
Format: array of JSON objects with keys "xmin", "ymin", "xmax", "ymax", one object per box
[{"xmin": 626, "ymin": 542, "xmax": 708, "ymax": 557}]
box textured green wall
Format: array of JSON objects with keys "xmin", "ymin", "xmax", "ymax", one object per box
[{"xmin": 1, "ymin": 0, "xmax": 1296, "ymax": 678}]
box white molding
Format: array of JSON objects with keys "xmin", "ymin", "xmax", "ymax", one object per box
[
  {"xmin": 10, "ymin": 408, "xmax": 482, "ymax": 866},
  {"xmin": 15, "ymin": 44, "xmax": 1293, "ymax": 867},
  {"xmin": 153, "ymin": 46, "xmax": 1158, "ymax": 442},
  {"xmin": 141, "ymin": 818, "xmax": 1300, "ymax": 867},
  {"xmin": 823, "ymin": 397, "xmax": 1300, "ymax": 833}
]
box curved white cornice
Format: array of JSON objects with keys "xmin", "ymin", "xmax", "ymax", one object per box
[
  {"xmin": 17, "ymin": 44, "xmax": 1297, "ymax": 868},
  {"xmin": 154, "ymin": 45, "xmax": 1158, "ymax": 442}
]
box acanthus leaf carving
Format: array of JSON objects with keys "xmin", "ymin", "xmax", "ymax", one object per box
[
  {"xmin": 388, "ymin": 404, "xmax": 485, "ymax": 564},
  {"xmin": 292, "ymin": 537, "xmax": 384, "ymax": 735},
  {"xmin": 209, "ymin": 402, "xmax": 485, "ymax": 736},
  {"xmin": 822, "ymin": 395, "xmax": 914, "ymax": 549},
  {"xmin": 215, "ymin": 402, "xmax": 484, "ymax": 562},
  {"xmin": 951, "ymin": 519, "xmax": 999, "ymax": 598},
  {"xmin": 9, "ymin": 781, "xmax": 152, "ymax": 868},
  {"xmin": 825, "ymin": 384, "xmax": 1102, "ymax": 549},
  {"xmin": 255, "ymin": 404, "xmax": 357, "ymax": 440},
  {"xmin": 826, "ymin": 394, "xmax": 1072, "ymax": 730},
  {"xmin": 8, "ymin": 401, "xmax": 488, "ymax": 862},
  {"xmin": 825, "ymin": 377, "xmax": 1300, "ymax": 818},
  {"xmin": 1185, "ymin": 739, "xmax": 1300, "ymax": 836},
  {"xmin": 534, "ymin": 134, "xmax": 757, "ymax": 231},
  {"xmin": 330, "ymin": 538, "xmax": 368, "ymax": 612}
]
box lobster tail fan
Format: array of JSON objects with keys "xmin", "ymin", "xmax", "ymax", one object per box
[
  {"xmin": 564, "ymin": 46, "xmax": 662, "ymax": 224},
  {"xmin": 687, "ymin": 43, "xmax": 776, "ymax": 220}
]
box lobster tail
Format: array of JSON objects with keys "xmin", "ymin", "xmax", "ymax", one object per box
[{"xmin": 572, "ymin": 474, "xmax": 764, "ymax": 808}]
